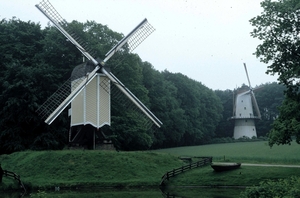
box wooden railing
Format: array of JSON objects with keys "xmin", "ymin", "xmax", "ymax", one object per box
[
  {"xmin": 160, "ymin": 157, "xmax": 212, "ymax": 186},
  {"xmin": 3, "ymin": 170, "xmax": 27, "ymax": 193}
]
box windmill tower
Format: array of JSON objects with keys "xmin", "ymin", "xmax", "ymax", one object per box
[
  {"xmin": 35, "ymin": 0, "xmax": 162, "ymax": 148},
  {"xmin": 230, "ymin": 63, "xmax": 261, "ymax": 139}
]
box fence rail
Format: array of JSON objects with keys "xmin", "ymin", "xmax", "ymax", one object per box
[
  {"xmin": 3, "ymin": 170, "xmax": 27, "ymax": 193},
  {"xmin": 160, "ymin": 157, "xmax": 212, "ymax": 186}
]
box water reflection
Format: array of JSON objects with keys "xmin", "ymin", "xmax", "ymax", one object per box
[
  {"xmin": 161, "ymin": 186, "xmax": 244, "ymax": 198},
  {"xmin": 2, "ymin": 187, "xmax": 244, "ymax": 198}
]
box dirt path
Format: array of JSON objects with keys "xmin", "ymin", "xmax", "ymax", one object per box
[{"xmin": 242, "ymin": 163, "xmax": 300, "ymax": 168}]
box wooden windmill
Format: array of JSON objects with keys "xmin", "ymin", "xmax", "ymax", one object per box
[
  {"xmin": 230, "ymin": 63, "xmax": 261, "ymax": 139},
  {"xmin": 35, "ymin": 0, "xmax": 162, "ymax": 148}
]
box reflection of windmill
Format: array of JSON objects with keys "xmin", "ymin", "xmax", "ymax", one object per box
[
  {"xmin": 35, "ymin": 0, "xmax": 162, "ymax": 148},
  {"xmin": 230, "ymin": 63, "xmax": 261, "ymax": 139}
]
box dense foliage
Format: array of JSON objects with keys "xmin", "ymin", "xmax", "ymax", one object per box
[
  {"xmin": 255, "ymin": 82, "xmax": 285, "ymax": 137},
  {"xmin": 0, "ymin": 18, "xmax": 224, "ymax": 154},
  {"xmin": 214, "ymin": 89, "xmax": 235, "ymax": 138},
  {"xmin": 241, "ymin": 177, "xmax": 300, "ymax": 198},
  {"xmin": 250, "ymin": 0, "xmax": 300, "ymax": 146}
]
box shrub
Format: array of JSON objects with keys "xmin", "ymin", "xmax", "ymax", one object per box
[{"xmin": 240, "ymin": 176, "xmax": 300, "ymax": 198}]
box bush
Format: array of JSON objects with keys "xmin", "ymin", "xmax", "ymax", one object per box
[
  {"xmin": 208, "ymin": 136, "xmax": 268, "ymax": 144},
  {"xmin": 240, "ymin": 176, "xmax": 300, "ymax": 198}
]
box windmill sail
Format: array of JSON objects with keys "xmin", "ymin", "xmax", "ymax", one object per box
[
  {"xmin": 250, "ymin": 91, "xmax": 261, "ymax": 118},
  {"xmin": 37, "ymin": 69, "xmax": 99, "ymax": 124},
  {"xmin": 243, "ymin": 63, "xmax": 261, "ymax": 119},
  {"xmin": 36, "ymin": 0, "xmax": 162, "ymax": 127},
  {"xmin": 243, "ymin": 63, "xmax": 252, "ymax": 89}
]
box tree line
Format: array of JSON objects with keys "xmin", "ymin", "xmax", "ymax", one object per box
[
  {"xmin": 249, "ymin": 0, "xmax": 300, "ymax": 147},
  {"xmin": 0, "ymin": 18, "xmax": 285, "ymax": 154}
]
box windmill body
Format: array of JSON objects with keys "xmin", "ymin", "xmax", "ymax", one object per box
[
  {"xmin": 70, "ymin": 63, "xmax": 111, "ymax": 128},
  {"xmin": 230, "ymin": 64, "xmax": 261, "ymax": 139},
  {"xmin": 232, "ymin": 89, "xmax": 258, "ymax": 139}
]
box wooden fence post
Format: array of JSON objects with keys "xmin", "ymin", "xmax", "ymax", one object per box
[{"xmin": 159, "ymin": 156, "xmax": 213, "ymax": 186}]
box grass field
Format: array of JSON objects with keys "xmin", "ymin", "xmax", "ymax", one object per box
[
  {"xmin": 157, "ymin": 141, "xmax": 300, "ymax": 197},
  {"xmin": 155, "ymin": 141, "xmax": 300, "ymax": 164},
  {"xmin": 0, "ymin": 150, "xmax": 184, "ymax": 190},
  {"xmin": 1, "ymin": 141, "xmax": 300, "ymax": 193}
]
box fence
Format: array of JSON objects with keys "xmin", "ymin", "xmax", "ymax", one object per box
[
  {"xmin": 160, "ymin": 157, "xmax": 212, "ymax": 186},
  {"xmin": 3, "ymin": 170, "xmax": 27, "ymax": 193}
]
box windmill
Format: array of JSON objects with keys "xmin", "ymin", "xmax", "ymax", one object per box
[
  {"xmin": 35, "ymin": 0, "xmax": 162, "ymax": 148},
  {"xmin": 230, "ymin": 63, "xmax": 261, "ymax": 139}
]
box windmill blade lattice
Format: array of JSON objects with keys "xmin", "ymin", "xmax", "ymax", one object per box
[
  {"xmin": 110, "ymin": 83, "xmax": 153, "ymax": 129},
  {"xmin": 250, "ymin": 92, "xmax": 261, "ymax": 118},
  {"xmin": 124, "ymin": 20, "xmax": 155, "ymax": 53},
  {"xmin": 100, "ymin": 72, "xmax": 153, "ymax": 129},
  {"xmin": 36, "ymin": 0, "xmax": 98, "ymax": 62},
  {"xmin": 104, "ymin": 18, "xmax": 155, "ymax": 62},
  {"xmin": 243, "ymin": 63, "xmax": 261, "ymax": 119},
  {"xmin": 36, "ymin": 63, "xmax": 97, "ymax": 122}
]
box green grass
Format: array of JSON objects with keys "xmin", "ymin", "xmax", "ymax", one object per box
[
  {"xmin": 155, "ymin": 141, "xmax": 300, "ymax": 164},
  {"xmin": 1, "ymin": 141, "xmax": 300, "ymax": 193},
  {"xmin": 29, "ymin": 188, "xmax": 163, "ymax": 198},
  {"xmin": 156, "ymin": 141, "xmax": 300, "ymax": 191},
  {"xmin": 0, "ymin": 150, "xmax": 184, "ymax": 190},
  {"xmin": 163, "ymin": 165, "xmax": 300, "ymax": 186},
  {"xmin": 2, "ymin": 189, "xmax": 163, "ymax": 198}
]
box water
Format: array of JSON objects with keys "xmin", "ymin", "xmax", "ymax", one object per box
[{"xmin": 2, "ymin": 187, "xmax": 244, "ymax": 198}]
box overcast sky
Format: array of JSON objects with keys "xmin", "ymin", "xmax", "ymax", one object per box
[{"xmin": 0, "ymin": 0, "xmax": 278, "ymax": 90}]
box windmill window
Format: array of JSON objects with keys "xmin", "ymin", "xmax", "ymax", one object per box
[
  {"xmin": 241, "ymin": 100, "xmax": 243, "ymax": 102},
  {"xmin": 244, "ymin": 107, "xmax": 246, "ymax": 110},
  {"xmin": 239, "ymin": 113, "xmax": 241, "ymax": 117}
]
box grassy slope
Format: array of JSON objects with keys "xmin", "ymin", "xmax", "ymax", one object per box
[
  {"xmin": 163, "ymin": 165, "xmax": 300, "ymax": 186},
  {"xmin": 1, "ymin": 141, "xmax": 300, "ymax": 191},
  {"xmin": 156, "ymin": 141, "xmax": 300, "ymax": 188},
  {"xmin": 156, "ymin": 141, "xmax": 300, "ymax": 164},
  {"xmin": 0, "ymin": 150, "xmax": 184, "ymax": 189}
]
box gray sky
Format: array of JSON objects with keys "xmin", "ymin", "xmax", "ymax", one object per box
[{"xmin": 0, "ymin": 0, "xmax": 278, "ymax": 90}]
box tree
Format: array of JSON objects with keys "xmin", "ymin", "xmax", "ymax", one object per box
[
  {"xmin": 0, "ymin": 18, "xmax": 225, "ymax": 152},
  {"xmin": 250, "ymin": 0, "xmax": 300, "ymax": 146},
  {"xmin": 250, "ymin": 0, "xmax": 300, "ymax": 95},
  {"xmin": 0, "ymin": 18, "xmax": 69, "ymax": 153},
  {"xmin": 214, "ymin": 89, "xmax": 235, "ymax": 138},
  {"xmin": 255, "ymin": 82, "xmax": 285, "ymax": 137},
  {"xmin": 0, "ymin": 18, "xmax": 155, "ymax": 153},
  {"xmin": 109, "ymin": 54, "xmax": 154, "ymax": 151},
  {"xmin": 241, "ymin": 177, "xmax": 300, "ymax": 198},
  {"xmin": 269, "ymin": 96, "xmax": 300, "ymax": 146},
  {"xmin": 142, "ymin": 63, "xmax": 186, "ymax": 148},
  {"xmin": 162, "ymin": 71, "xmax": 223, "ymax": 145}
]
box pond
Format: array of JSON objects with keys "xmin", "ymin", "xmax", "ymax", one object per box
[{"xmin": 2, "ymin": 187, "xmax": 244, "ymax": 198}]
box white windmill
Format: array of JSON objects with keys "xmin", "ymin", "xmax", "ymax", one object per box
[
  {"xmin": 35, "ymin": 0, "xmax": 162, "ymax": 148},
  {"xmin": 230, "ymin": 63, "xmax": 261, "ymax": 139}
]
